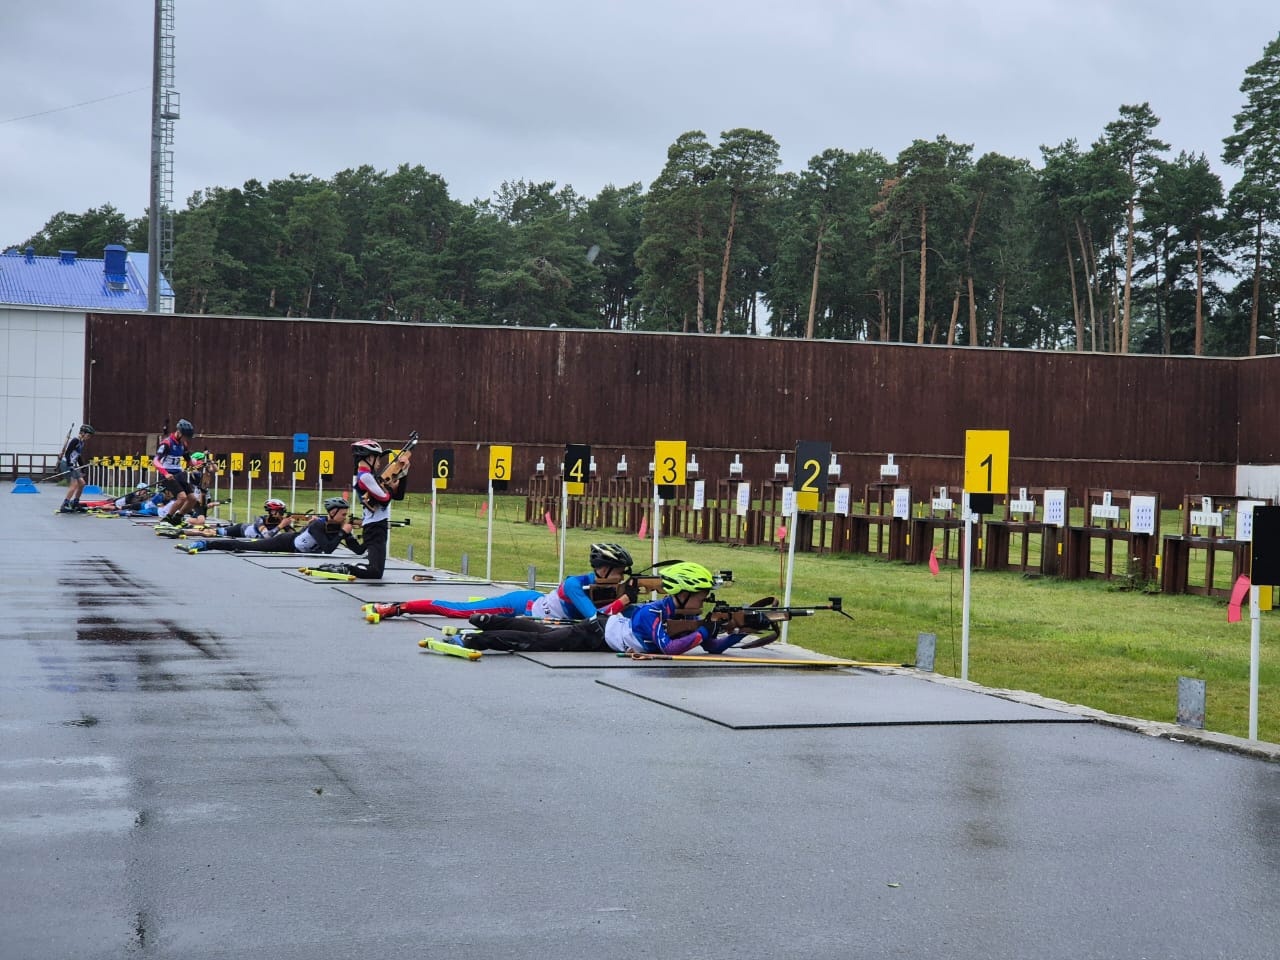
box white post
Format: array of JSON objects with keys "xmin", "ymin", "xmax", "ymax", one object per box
[
  {"xmin": 961, "ymin": 490, "xmax": 973, "ymax": 681},
  {"xmin": 781, "ymin": 502, "xmax": 799, "ymax": 645},
  {"xmin": 290, "ymin": 472, "xmax": 297, "ymax": 513},
  {"xmin": 246, "ymin": 472, "xmax": 253, "ymax": 523},
  {"xmin": 652, "ymin": 485, "xmax": 661, "ymax": 569},
  {"xmin": 316, "ymin": 475, "xmax": 323, "ymax": 514},
  {"xmin": 229, "ymin": 469, "xmax": 235, "ymax": 523},
  {"xmin": 430, "ymin": 485, "xmax": 438, "ymax": 569},
  {"xmin": 486, "ymin": 482, "xmax": 495, "ymax": 581},
  {"xmin": 559, "ymin": 480, "xmax": 568, "ymax": 582},
  {"xmin": 1250, "ymin": 585, "xmax": 1261, "ymax": 741}
]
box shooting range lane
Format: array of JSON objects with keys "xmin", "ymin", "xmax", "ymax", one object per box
[
  {"xmin": 5, "ymin": 487, "xmax": 1280, "ymax": 960},
  {"xmin": 596, "ymin": 672, "xmax": 1092, "ymax": 728},
  {"xmin": 515, "ymin": 648, "xmax": 855, "ymax": 669}
]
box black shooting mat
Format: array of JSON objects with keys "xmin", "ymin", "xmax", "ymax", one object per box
[
  {"xmin": 516, "ymin": 649, "xmax": 851, "ymax": 669},
  {"xmin": 236, "ymin": 554, "xmax": 418, "ymax": 569},
  {"xmin": 595, "ymin": 671, "xmax": 1092, "ymax": 729}
]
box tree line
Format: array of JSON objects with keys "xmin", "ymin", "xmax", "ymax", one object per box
[{"xmin": 14, "ymin": 35, "xmax": 1280, "ymax": 356}]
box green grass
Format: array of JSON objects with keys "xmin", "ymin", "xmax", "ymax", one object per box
[{"xmin": 198, "ymin": 489, "xmax": 1280, "ymax": 743}]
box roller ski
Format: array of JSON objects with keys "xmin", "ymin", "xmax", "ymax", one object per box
[
  {"xmin": 417, "ymin": 636, "xmax": 482, "ymax": 660},
  {"xmin": 362, "ymin": 602, "xmax": 404, "ymax": 624},
  {"xmin": 300, "ymin": 563, "xmax": 357, "ymax": 582}
]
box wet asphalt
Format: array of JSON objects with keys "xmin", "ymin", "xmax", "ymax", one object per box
[{"xmin": 2, "ymin": 486, "xmax": 1279, "ymax": 960}]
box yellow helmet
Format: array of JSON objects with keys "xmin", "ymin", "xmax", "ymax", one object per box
[{"xmin": 659, "ymin": 561, "xmax": 715, "ymax": 596}]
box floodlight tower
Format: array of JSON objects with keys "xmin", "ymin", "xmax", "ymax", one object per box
[{"xmin": 148, "ymin": 0, "xmax": 178, "ymax": 313}]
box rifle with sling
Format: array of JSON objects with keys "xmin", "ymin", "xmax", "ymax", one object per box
[{"xmin": 666, "ymin": 596, "xmax": 853, "ymax": 649}]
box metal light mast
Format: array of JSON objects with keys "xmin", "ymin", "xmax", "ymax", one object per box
[{"xmin": 148, "ymin": 0, "xmax": 178, "ymax": 313}]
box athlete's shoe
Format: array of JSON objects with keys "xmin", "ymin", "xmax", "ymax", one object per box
[
  {"xmin": 441, "ymin": 631, "xmax": 470, "ymax": 648},
  {"xmin": 186, "ymin": 540, "xmax": 208, "ymax": 554},
  {"xmin": 362, "ymin": 602, "xmax": 402, "ymax": 624},
  {"xmin": 316, "ymin": 563, "xmax": 355, "ymax": 575},
  {"xmin": 58, "ymin": 503, "xmax": 75, "ymax": 514}
]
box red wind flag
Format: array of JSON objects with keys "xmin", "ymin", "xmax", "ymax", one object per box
[
  {"xmin": 637, "ymin": 515, "xmax": 648, "ymax": 539},
  {"xmin": 544, "ymin": 511, "xmax": 557, "ymax": 536},
  {"xmin": 928, "ymin": 546, "xmax": 940, "ymax": 577},
  {"xmin": 1227, "ymin": 575, "xmax": 1251, "ymax": 623}
]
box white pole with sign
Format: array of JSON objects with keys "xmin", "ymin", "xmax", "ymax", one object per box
[
  {"xmin": 961, "ymin": 430, "xmax": 1009, "ymax": 681},
  {"xmin": 781, "ymin": 487, "xmax": 798, "ymax": 644},
  {"xmin": 487, "ymin": 445, "xmax": 511, "ymax": 582},
  {"xmin": 652, "ymin": 441, "xmax": 687, "ymax": 570},
  {"xmin": 783, "ymin": 441, "xmax": 832, "ymax": 644}
]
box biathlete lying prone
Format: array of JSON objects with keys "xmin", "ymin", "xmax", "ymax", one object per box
[
  {"xmin": 450, "ymin": 561, "xmax": 759, "ymax": 655},
  {"xmin": 363, "ymin": 542, "xmax": 635, "ymax": 624},
  {"xmin": 181, "ymin": 498, "xmax": 363, "ymax": 557}
]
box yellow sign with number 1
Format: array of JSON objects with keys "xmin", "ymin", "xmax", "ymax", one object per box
[{"xmin": 964, "ymin": 430, "xmax": 1010, "ymax": 494}]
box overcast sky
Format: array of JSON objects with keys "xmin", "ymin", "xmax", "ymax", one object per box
[{"xmin": 3, "ymin": 1, "xmax": 1278, "ymax": 249}]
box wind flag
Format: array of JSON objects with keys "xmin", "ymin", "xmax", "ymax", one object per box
[
  {"xmin": 929, "ymin": 546, "xmax": 940, "ymax": 577},
  {"xmin": 544, "ymin": 511, "xmax": 557, "ymax": 536},
  {"xmin": 1228, "ymin": 575, "xmax": 1251, "ymax": 623},
  {"xmin": 638, "ymin": 515, "xmax": 648, "ymax": 539}
]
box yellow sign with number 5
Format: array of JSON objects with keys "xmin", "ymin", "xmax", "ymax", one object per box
[{"xmin": 964, "ymin": 430, "xmax": 1010, "ymax": 494}]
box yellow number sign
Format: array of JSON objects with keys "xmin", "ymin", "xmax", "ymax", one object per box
[
  {"xmin": 489, "ymin": 445, "xmax": 512, "ymax": 482},
  {"xmin": 268, "ymin": 451, "xmax": 285, "ymax": 474},
  {"xmin": 230, "ymin": 452, "xmax": 244, "ymax": 473},
  {"xmin": 318, "ymin": 450, "xmax": 335, "ymax": 478},
  {"xmin": 653, "ymin": 440, "xmax": 687, "ymax": 486},
  {"xmin": 293, "ymin": 456, "xmax": 307, "ymax": 481},
  {"xmin": 964, "ymin": 430, "xmax": 1010, "ymax": 494}
]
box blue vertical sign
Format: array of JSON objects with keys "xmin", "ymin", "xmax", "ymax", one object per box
[{"xmin": 293, "ymin": 433, "xmax": 310, "ymax": 454}]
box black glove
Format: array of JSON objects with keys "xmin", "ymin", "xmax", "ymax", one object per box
[
  {"xmin": 585, "ymin": 615, "xmax": 606, "ymax": 639},
  {"xmin": 742, "ymin": 610, "xmax": 773, "ymax": 630}
]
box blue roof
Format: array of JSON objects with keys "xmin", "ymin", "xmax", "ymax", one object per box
[{"xmin": 0, "ymin": 247, "xmax": 171, "ymax": 310}]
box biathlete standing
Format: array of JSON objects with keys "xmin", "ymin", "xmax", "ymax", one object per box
[
  {"xmin": 58, "ymin": 424, "xmax": 95, "ymax": 513},
  {"xmin": 153, "ymin": 419, "xmax": 196, "ymax": 526}
]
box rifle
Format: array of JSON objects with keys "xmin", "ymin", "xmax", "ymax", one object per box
[
  {"xmin": 278, "ymin": 512, "xmax": 411, "ymax": 530},
  {"xmin": 667, "ymin": 596, "xmax": 853, "ymax": 649},
  {"xmin": 588, "ymin": 567, "xmax": 734, "ymax": 605}
]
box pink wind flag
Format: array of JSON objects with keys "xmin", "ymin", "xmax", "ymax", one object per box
[
  {"xmin": 480, "ymin": 501, "xmax": 488, "ymax": 515},
  {"xmin": 928, "ymin": 546, "xmax": 940, "ymax": 577},
  {"xmin": 1227, "ymin": 575, "xmax": 1251, "ymax": 623},
  {"xmin": 544, "ymin": 511, "xmax": 557, "ymax": 536},
  {"xmin": 777, "ymin": 526, "xmax": 787, "ymax": 541},
  {"xmin": 638, "ymin": 515, "xmax": 648, "ymax": 539}
]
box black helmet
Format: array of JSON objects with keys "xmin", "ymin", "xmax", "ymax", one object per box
[
  {"xmin": 351, "ymin": 439, "xmax": 384, "ymax": 458},
  {"xmin": 324, "ymin": 496, "xmax": 350, "ymax": 512},
  {"xmin": 264, "ymin": 498, "xmax": 287, "ymax": 512},
  {"xmin": 79, "ymin": 424, "xmax": 96, "ymax": 435},
  {"xmin": 589, "ymin": 542, "xmax": 633, "ymax": 572},
  {"xmin": 177, "ymin": 418, "xmax": 195, "ymax": 437}
]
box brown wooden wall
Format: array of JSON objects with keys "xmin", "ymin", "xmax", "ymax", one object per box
[
  {"xmin": 84, "ymin": 312, "xmax": 1271, "ymax": 501},
  {"xmin": 1236, "ymin": 354, "xmax": 1280, "ymax": 463}
]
